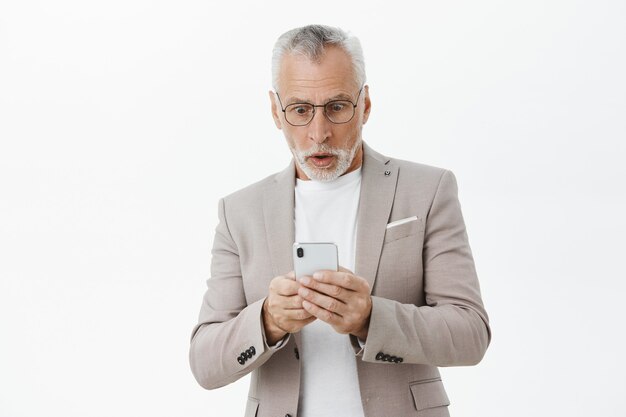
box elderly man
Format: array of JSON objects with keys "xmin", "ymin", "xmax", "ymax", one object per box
[{"xmin": 189, "ymin": 24, "xmax": 491, "ymax": 417}]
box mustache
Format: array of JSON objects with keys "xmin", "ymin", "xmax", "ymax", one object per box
[{"xmin": 298, "ymin": 144, "xmax": 345, "ymax": 158}]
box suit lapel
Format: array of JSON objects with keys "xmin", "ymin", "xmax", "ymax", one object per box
[
  {"xmin": 355, "ymin": 142, "xmax": 398, "ymax": 293},
  {"xmin": 263, "ymin": 161, "xmax": 297, "ymax": 278}
]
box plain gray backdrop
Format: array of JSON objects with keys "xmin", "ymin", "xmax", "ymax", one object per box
[{"xmin": 1, "ymin": 1, "xmax": 625, "ymax": 416}]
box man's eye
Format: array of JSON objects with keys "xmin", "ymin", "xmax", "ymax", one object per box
[
  {"xmin": 289, "ymin": 105, "xmax": 311, "ymax": 115},
  {"xmin": 329, "ymin": 102, "xmax": 346, "ymax": 112}
]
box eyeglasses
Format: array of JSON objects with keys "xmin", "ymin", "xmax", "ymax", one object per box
[{"xmin": 275, "ymin": 87, "xmax": 363, "ymax": 126}]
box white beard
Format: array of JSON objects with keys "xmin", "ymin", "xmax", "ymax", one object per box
[{"xmin": 292, "ymin": 138, "xmax": 361, "ymax": 182}]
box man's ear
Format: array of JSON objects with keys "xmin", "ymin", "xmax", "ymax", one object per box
[
  {"xmin": 362, "ymin": 85, "xmax": 371, "ymax": 125},
  {"xmin": 269, "ymin": 90, "xmax": 283, "ymax": 130}
]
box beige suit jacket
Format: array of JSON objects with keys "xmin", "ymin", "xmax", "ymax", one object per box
[{"xmin": 189, "ymin": 142, "xmax": 491, "ymax": 417}]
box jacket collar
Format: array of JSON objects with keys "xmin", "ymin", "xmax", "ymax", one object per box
[{"xmin": 355, "ymin": 142, "xmax": 398, "ymax": 292}]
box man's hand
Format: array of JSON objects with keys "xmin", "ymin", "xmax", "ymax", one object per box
[
  {"xmin": 262, "ymin": 271, "xmax": 316, "ymax": 345},
  {"xmin": 298, "ymin": 267, "xmax": 372, "ymax": 340}
]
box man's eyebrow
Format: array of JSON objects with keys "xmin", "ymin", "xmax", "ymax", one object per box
[
  {"xmin": 285, "ymin": 93, "xmax": 354, "ymax": 105},
  {"xmin": 284, "ymin": 97, "xmax": 310, "ymax": 105},
  {"xmin": 327, "ymin": 93, "xmax": 354, "ymax": 101}
]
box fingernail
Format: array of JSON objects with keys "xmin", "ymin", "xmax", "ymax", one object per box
[
  {"xmin": 300, "ymin": 276, "xmax": 310, "ymax": 285},
  {"xmin": 313, "ymin": 272, "xmax": 322, "ymax": 280}
]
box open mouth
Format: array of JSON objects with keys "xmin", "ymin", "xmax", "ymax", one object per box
[{"xmin": 308, "ymin": 153, "xmax": 335, "ymax": 167}]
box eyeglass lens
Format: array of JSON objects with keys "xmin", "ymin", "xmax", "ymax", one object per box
[{"xmin": 285, "ymin": 101, "xmax": 355, "ymax": 125}]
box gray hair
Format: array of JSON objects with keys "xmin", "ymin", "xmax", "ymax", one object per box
[{"xmin": 271, "ymin": 24, "xmax": 366, "ymax": 91}]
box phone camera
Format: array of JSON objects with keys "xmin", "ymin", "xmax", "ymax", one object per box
[{"xmin": 297, "ymin": 247, "xmax": 304, "ymax": 258}]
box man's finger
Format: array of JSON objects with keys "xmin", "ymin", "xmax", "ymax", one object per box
[
  {"xmin": 312, "ymin": 270, "xmax": 363, "ymax": 291},
  {"xmin": 302, "ymin": 300, "xmax": 341, "ymax": 324},
  {"xmin": 300, "ymin": 276, "xmax": 349, "ymax": 301},
  {"xmin": 271, "ymin": 294, "xmax": 301, "ymax": 311},
  {"xmin": 299, "ymin": 287, "xmax": 345, "ymax": 315},
  {"xmin": 274, "ymin": 277, "xmax": 301, "ymax": 296},
  {"xmin": 285, "ymin": 294, "xmax": 304, "ymax": 309},
  {"xmin": 282, "ymin": 308, "xmax": 315, "ymax": 321}
]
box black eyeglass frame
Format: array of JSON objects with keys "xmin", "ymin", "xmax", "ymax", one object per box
[{"xmin": 274, "ymin": 86, "xmax": 364, "ymax": 126}]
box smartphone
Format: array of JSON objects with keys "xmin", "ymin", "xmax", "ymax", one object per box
[{"xmin": 293, "ymin": 242, "xmax": 338, "ymax": 281}]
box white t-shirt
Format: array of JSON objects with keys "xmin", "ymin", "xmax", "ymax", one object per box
[{"xmin": 294, "ymin": 167, "xmax": 365, "ymax": 417}]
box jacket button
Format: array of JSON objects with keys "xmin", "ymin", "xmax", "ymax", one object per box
[
  {"xmin": 398, "ymin": 357, "xmax": 403, "ymax": 363},
  {"xmin": 383, "ymin": 354, "xmax": 391, "ymax": 362},
  {"xmin": 245, "ymin": 350, "xmax": 252, "ymax": 359},
  {"xmin": 237, "ymin": 356, "xmax": 245, "ymax": 365},
  {"xmin": 250, "ymin": 346, "xmax": 256, "ymax": 355},
  {"xmin": 285, "ymin": 414, "xmax": 292, "ymax": 417},
  {"xmin": 375, "ymin": 352, "xmax": 384, "ymax": 360},
  {"xmin": 294, "ymin": 347, "xmax": 299, "ymax": 360}
]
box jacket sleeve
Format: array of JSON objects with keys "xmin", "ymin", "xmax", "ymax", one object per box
[
  {"xmin": 353, "ymin": 169, "xmax": 491, "ymax": 366},
  {"xmin": 189, "ymin": 198, "xmax": 290, "ymax": 390}
]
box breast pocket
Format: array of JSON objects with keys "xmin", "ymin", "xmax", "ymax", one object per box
[
  {"xmin": 384, "ymin": 216, "xmax": 424, "ymax": 244},
  {"xmin": 376, "ymin": 216, "xmax": 426, "ymax": 303}
]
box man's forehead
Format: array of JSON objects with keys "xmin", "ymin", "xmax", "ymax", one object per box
[
  {"xmin": 277, "ymin": 47, "xmax": 359, "ymax": 101},
  {"xmin": 277, "ymin": 71, "xmax": 360, "ymax": 103}
]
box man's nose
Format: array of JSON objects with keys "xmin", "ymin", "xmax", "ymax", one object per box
[{"xmin": 307, "ymin": 108, "xmax": 331, "ymax": 144}]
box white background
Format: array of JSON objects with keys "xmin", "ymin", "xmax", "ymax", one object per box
[{"xmin": 1, "ymin": 1, "xmax": 625, "ymax": 416}]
